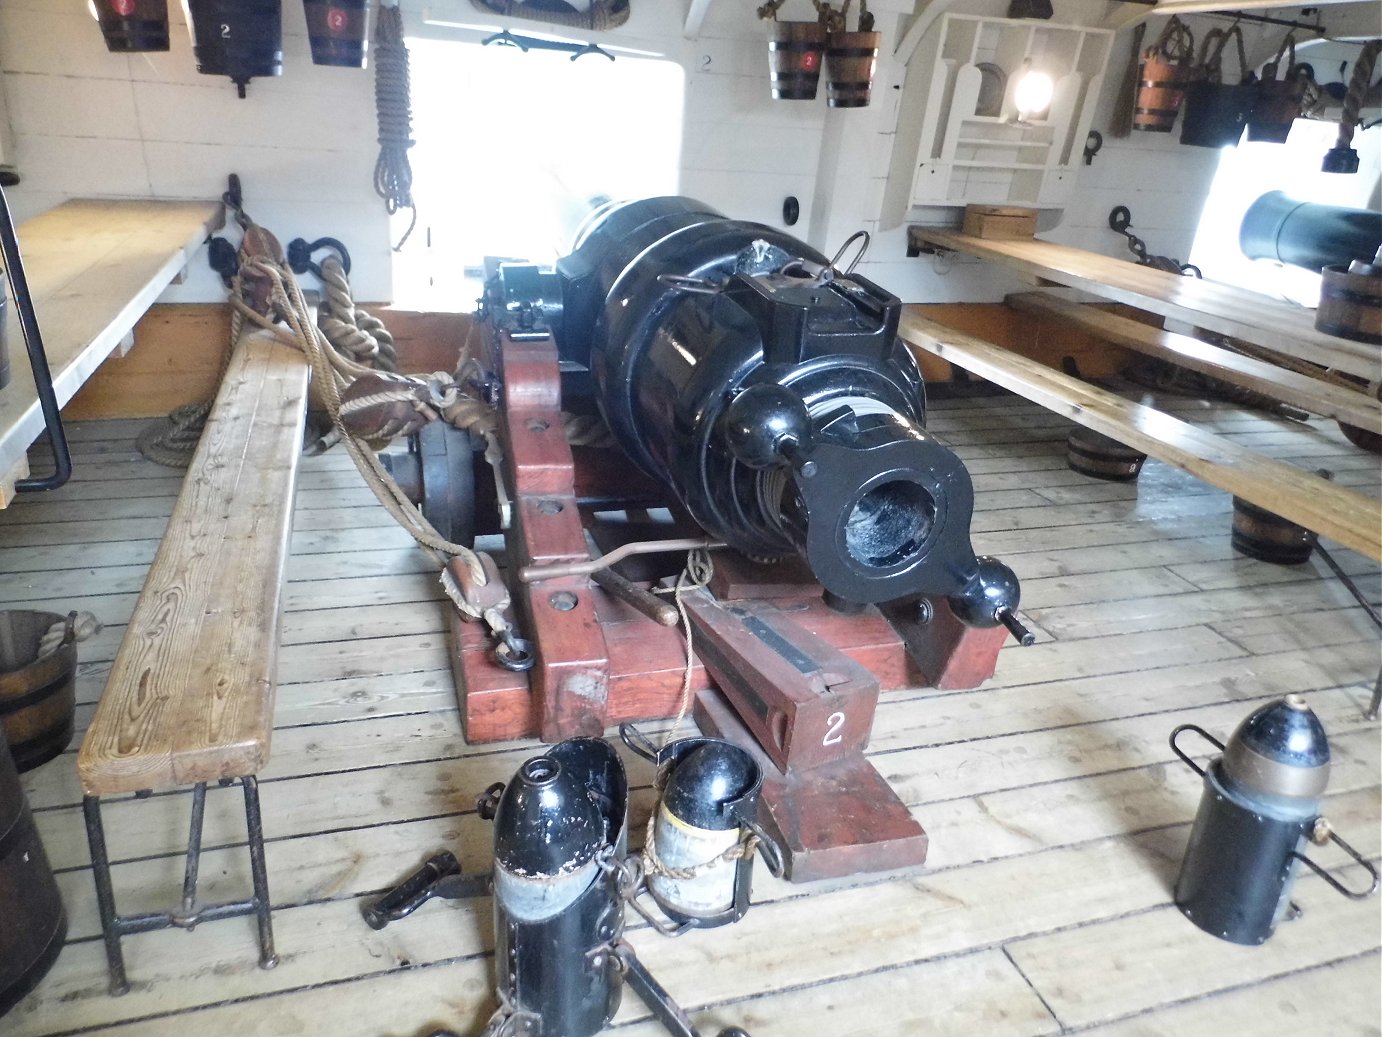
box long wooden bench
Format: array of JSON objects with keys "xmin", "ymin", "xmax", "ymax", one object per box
[
  {"xmin": 75, "ymin": 322, "xmax": 310, "ymax": 995},
  {"xmin": 898, "ymin": 307, "xmax": 1382, "ymax": 562},
  {"xmin": 1006, "ymin": 291, "xmax": 1382, "ymax": 435}
]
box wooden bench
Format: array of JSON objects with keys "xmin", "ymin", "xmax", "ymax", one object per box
[
  {"xmin": 1005, "ymin": 291, "xmax": 1382, "ymax": 435},
  {"xmin": 897, "ymin": 307, "xmax": 1382, "ymax": 562},
  {"xmin": 76, "ymin": 323, "xmax": 310, "ymax": 995},
  {"xmin": 907, "ymin": 227, "xmax": 1379, "ymax": 380}
]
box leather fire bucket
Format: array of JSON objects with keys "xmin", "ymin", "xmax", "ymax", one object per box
[
  {"xmin": 1181, "ymin": 26, "xmax": 1255, "ymax": 148},
  {"xmin": 93, "ymin": 0, "xmax": 170, "ymax": 52}
]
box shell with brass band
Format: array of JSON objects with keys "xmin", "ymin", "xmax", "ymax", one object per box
[{"xmin": 1169, "ymin": 695, "xmax": 1378, "ymax": 946}]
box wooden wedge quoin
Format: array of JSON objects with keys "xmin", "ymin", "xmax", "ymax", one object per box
[{"xmin": 76, "ymin": 322, "xmax": 310, "ymax": 995}]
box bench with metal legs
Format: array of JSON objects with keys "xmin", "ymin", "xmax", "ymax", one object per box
[{"xmin": 82, "ymin": 777, "xmax": 277, "ymax": 996}]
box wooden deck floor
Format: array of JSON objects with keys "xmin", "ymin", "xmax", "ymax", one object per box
[{"xmin": 2, "ymin": 393, "xmax": 1379, "ymax": 1037}]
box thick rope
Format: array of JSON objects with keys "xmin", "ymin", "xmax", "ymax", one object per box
[
  {"xmin": 36, "ymin": 611, "xmax": 101, "ymax": 659},
  {"xmin": 374, "ymin": 2, "xmax": 418, "ymax": 251},
  {"xmin": 229, "ymin": 258, "xmax": 491, "ymax": 593},
  {"xmin": 318, "ymin": 255, "xmax": 399, "ymax": 372},
  {"xmin": 1336, "ymin": 40, "xmax": 1382, "ymax": 151}
]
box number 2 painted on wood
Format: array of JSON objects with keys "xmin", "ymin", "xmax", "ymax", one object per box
[{"xmin": 822, "ymin": 711, "xmax": 846, "ymax": 746}]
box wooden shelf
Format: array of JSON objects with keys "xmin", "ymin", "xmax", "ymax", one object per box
[
  {"xmin": 0, "ymin": 199, "xmax": 224, "ymax": 497},
  {"xmin": 908, "ymin": 228, "xmax": 1380, "ymax": 380}
]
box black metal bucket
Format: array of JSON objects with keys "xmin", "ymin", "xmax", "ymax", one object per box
[
  {"xmin": 0, "ymin": 611, "xmax": 78, "ymax": 773},
  {"xmin": 92, "ymin": 0, "xmax": 170, "ymax": 53},
  {"xmin": 303, "ymin": 0, "xmax": 370, "ymax": 68},
  {"xmin": 184, "ymin": 0, "xmax": 283, "ymax": 97}
]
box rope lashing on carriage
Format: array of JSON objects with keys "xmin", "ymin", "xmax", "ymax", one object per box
[
  {"xmin": 225, "ymin": 254, "xmax": 525, "ymax": 648},
  {"xmin": 373, "ymin": 1, "xmax": 418, "ymax": 251},
  {"xmin": 318, "ymin": 254, "xmax": 399, "ymax": 373}
]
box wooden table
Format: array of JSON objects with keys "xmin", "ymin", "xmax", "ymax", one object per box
[
  {"xmin": 0, "ymin": 199, "xmax": 224, "ymax": 503},
  {"xmin": 908, "ymin": 228, "xmax": 1380, "ymax": 381}
]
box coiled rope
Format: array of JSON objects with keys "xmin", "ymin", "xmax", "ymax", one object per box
[{"xmin": 374, "ymin": 1, "xmax": 418, "ymax": 251}]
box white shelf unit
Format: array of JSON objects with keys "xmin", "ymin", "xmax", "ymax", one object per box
[{"xmin": 882, "ymin": 14, "xmax": 1113, "ymax": 225}]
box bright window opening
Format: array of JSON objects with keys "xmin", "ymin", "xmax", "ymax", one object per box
[
  {"xmin": 1188, "ymin": 117, "xmax": 1381, "ymax": 308},
  {"xmin": 396, "ymin": 37, "xmax": 685, "ymax": 309}
]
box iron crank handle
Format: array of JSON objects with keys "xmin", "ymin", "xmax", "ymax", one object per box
[
  {"xmin": 1291, "ymin": 825, "xmax": 1381, "ymax": 901},
  {"xmin": 361, "ymin": 851, "xmax": 462, "ymax": 930},
  {"xmin": 1168, "ymin": 724, "xmax": 1225, "ymax": 778}
]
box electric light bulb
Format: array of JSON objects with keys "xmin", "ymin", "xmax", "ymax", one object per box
[{"xmin": 1014, "ymin": 68, "xmax": 1054, "ymax": 119}]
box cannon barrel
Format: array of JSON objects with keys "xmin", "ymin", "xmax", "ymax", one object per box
[
  {"xmin": 1240, "ymin": 191, "xmax": 1382, "ymax": 272},
  {"xmin": 540, "ymin": 197, "xmax": 1019, "ymax": 623}
]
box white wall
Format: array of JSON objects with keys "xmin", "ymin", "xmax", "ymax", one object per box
[
  {"xmin": 0, "ymin": 0, "xmax": 387, "ymax": 303},
  {"xmin": 0, "ymin": 1, "xmax": 1337, "ymax": 308}
]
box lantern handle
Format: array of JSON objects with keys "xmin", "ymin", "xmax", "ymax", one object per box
[
  {"xmin": 1291, "ymin": 827, "xmax": 1381, "ymax": 901},
  {"xmin": 1169, "ymin": 723, "xmax": 1225, "ymax": 778}
]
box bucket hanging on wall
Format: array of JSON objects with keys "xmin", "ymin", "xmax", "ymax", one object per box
[
  {"xmin": 1180, "ymin": 26, "xmax": 1255, "ymax": 148},
  {"xmin": 1133, "ymin": 16, "xmax": 1195, "ymax": 131},
  {"xmin": 92, "ymin": 0, "xmax": 170, "ymax": 52},
  {"xmin": 765, "ymin": 18, "xmax": 827, "ymax": 100},
  {"xmin": 303, "ymin": 0, "xmax": 370, "ymax": 68},
  {"xmin": 181, "ymin": 0, "xmax": 283, "ymax": 97},
  {"xmin": 825, "ymin": 29, "xmax": 881, "ymax": 107},
  {"xmin": 1246, "ymin": 35, "xmax": 1306, "ymax": 143}
]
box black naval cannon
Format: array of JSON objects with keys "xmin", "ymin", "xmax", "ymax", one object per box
[{"xmin": 490, "ymin": 196, "xmax": 1025, "ymax": 635}]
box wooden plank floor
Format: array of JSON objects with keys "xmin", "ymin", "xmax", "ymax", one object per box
[{"xmin": 2, "ymin": 393, "xmax": 1378, "ymax": 1037}]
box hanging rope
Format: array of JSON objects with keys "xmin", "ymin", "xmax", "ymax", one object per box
[{"xmin": 374, "ymin": 1, "xmax": 418, "ymax": 251}]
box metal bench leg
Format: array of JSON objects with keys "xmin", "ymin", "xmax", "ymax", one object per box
[
  {"xmin": 242, "ymin": 775, "xmax": 279, "ymax": 970},
  {"xmin": 82, "ymin": 795, "xmax": 130, "ymax": 997}
]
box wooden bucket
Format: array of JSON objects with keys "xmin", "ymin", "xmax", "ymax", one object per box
[
  {"xmin": 303, "ymin": 0, "xmax": 370, "ymax": 68},
  {"xmin": 92, "ymin": 0, "xmax": 170, "ymax": 52},
  {"xmin": 1231, "ymin": 497, "xmax": 1317, "ymax": 565},
  {"xmin": 767, "ymin": 21, "xmax": 826, "ymax": 101},
  {"xmin": 0, "ymin": 611, "xmax": 77, "ymax": 774},
  {"xmin": 1315, "ymin": 262, "xmax": 1382, "ymax": 345},
  {"xmin": 1134, "ymin": 55, "xmax": 1195, "ymax": 131},
  {"xmin": 0, "ymin": 729, "xmax": 67, "ymax": 1018},
  {"xmin": 1067, "ymin": 427, "xmax": 1147, "ymax": 481},
  {"xmin": 825, "ymin": 30, "xmax": 881, "ymax": 108}
]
